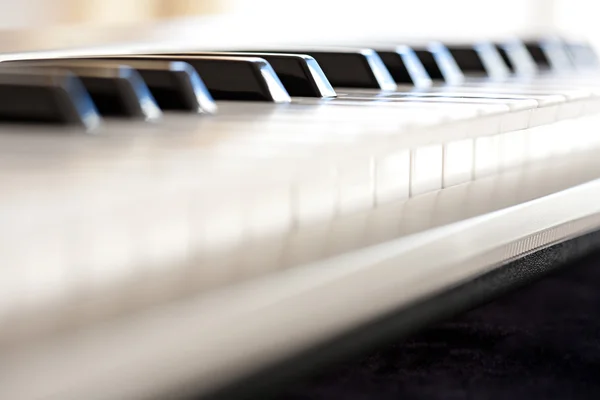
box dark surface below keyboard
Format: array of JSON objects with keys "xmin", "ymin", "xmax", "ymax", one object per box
[{"xmin": 278, "ymin": 239, "xmax": 600, "ymax": 400}]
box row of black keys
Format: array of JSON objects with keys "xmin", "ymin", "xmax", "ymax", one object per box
[{"xmin": 0, "ymin": 36, "xmax": 595, "ymax": 128}]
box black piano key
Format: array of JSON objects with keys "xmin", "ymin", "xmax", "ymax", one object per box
[
  {"xmin": 495, "ymin": 44, "xmax": 515, "ymax": 73},
  {"xmin": 2, "ymin": 62, "xmax": 162, "ymax": 119},
  {"xmin": 10, "ymin": 58, "xmax": 217, "ymax": 114},
  {"xmin": 412, "ymin": 43, "xmax": 464, "ymax": 85},
  {"xmin": 231, "ymin": 48, "xmax": 397, "ymax": 90},
  {"xmin": 183, "ymin": 56, "xmax": 291, "ymax": 102},
  {"xmin": 372, "ymin": 45, "xmax": 432, "ymax": 88},
  {"xmin": 162, "ymin": 52, "xmax": 336, "ymax": 98},
  {"xmin": 131, "ymin": 60, "xmax": 217, "ymax": 113},
  {"xmin": 523, "ymin": 37, "xmax": 573, "ymax": 71},
  {"xmin": 446, "ymin": 45, "xmax": 487, "ymax": 75},
  {"xmin": 496, "ymin": 39, "xmax": 539, "ymax": 76},
  {"xmin": 413, "ymin": 48, "xmax": 444, "ymax": 80},
  {"xmin": 446, "ymin": 42, "xmax": 510, "ymax": 79},
  {"xmin": 523, "ymin": 40, "xmax": 552, "ymax": 69},
  {"xmin": 97, "ymin": 55, "xmax": 291, "ymax": 102},
  {"xmin": 0, "ymin": 68, "xmax": 100, "ymax": 128},
  {"xmin": 171, "ymin": 56, "xmax": 293, "ymax": 102},
  {"xmin": 70, "ymin": 66, "xmax": 162, "ymax": 119}
]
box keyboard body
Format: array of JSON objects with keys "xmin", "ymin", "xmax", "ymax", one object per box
[{"xmin": 2, "ymin": 18, "xmax": 600, "ymax": 400}]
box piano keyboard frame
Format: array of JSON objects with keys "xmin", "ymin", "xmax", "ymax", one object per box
[{"xmin": 5, "ymin": 139, "xmax": 600, "ymax": 399}]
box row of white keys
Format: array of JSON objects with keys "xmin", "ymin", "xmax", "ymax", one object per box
[
  {"xmin": 408, "ymin": 90, "xmax": 565, "ymax": 127},
  {"xmin": 0, "ymin": 89, "xmax": 572, "ymax": 222},
  {"xmin": 0, "ymin": 91, "xmax": 521, "ymax": 318},
  {"xmin": 335, "ymin": 95, "xmax": 539, "ymax": 190},
  {"xmin": 353, "ymin": 84, "xmax": 576, "ymax": 126},
  {"xmin": 217, "ymin": 99, "xmax": 510, "ymax": 206},
  {"xmin": 375, "ymin": 78, "xmax": 600, "ymax": 176},
  {"xmin": 196, "ymin": 101, "xmax": 474, "ymax": 215},
  {"xmin": 4, "ymin": 84, "xmax": 600, "ymax": 333},
  {"xmin": 450, "ymin": 80, "xmax": 600, "ymax": 119},
  {"xmin": 215, "ymin": 93, "xmax": 578, "ymax": 206},
  {"xmin": 0, "ymin": 99, "xmax": 481, "ymax": 324}
]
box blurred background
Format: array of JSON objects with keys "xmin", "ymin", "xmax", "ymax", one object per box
[{"xmin": 0, "ymin": 1, "xmax": 597, "ymax": 51}]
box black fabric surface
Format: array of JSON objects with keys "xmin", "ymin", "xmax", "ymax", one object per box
[{"xmin": 278, "ymin": 251, "xmax": 600, "ymax": 400}]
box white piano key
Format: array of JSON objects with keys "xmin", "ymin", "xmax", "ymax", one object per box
[
  {"xmin": 498, "ymin": 99, "xmax": 537, "ymax": 132},
  {"xmin": 324, "ymin": 210, "xmax": 370, "ymax": 257},
  {"xmin": 0, "ymin": 216, "xmax": 33, "ymax": 318},
  {"xmin": 191, "ymin": 195, "xmax": 247, "ymax": 254},
  {"xmin": 140, "ymin": 196, "xmax": 191, "ymax": 272},
  {"xmin": 474, "ymin": 135, "xmax": 501, "ymax": 179},
  {"xmin": 337, "ymin": 159, "xmax": 376, "ymax": 215},
  {"xmin": 466, "ymin": 113, "xmax": 503, "ymax": 137},
  {"xmin": 528, "ymin": 124, "xmax": 554, "ymax": 161},
  {"xmin": 84, "ymin": 213, "xmax": 138, "ymax": 290},
  {"xmin": 443, "ymin": 139, "xmax": 474, "ymax": 187},
  {"xmin": 569, "ymin": 114, "xmax": 600, "ymax": 151},
  {"xmin": 281, "ymin": 223, "xmax": 330, "ymax": 267},
  {"xmin": 498, "ymin": 130, "xmax": 527, "ymax": 170},
  {"xmin": 364, "ymin": 201, "xmax": 404, "ymax": 246},
  {"xmin": 520, "ymin": 95, "xmax": 562, "ymax": 127},
  {"xmin": 557, "ymin": 99, "xmax": 586, "ymax": 120},
  {"xmin": 546, "ymin": 121, "xmax": 573, "ymax": 157},
  {"xmin": 529, "ymin": 104, "xmax": 559, "ymax": 127},
  {"xmin": 294, "ymin": 174, "xmax": 339, "ymax": 227},
  {"xmin": 375, "ymin": 149, "xmax": 410, "ymax": 205},
  {"xmin": 583, "ymin": 98, "xmax": 600, "ymax": 115},
  {"xmin": 246, "ymin": 186, "xmax": 293, "ymax": 238},
  {"xmin": 410, "ymin": 144, "xmax": 444, "ymax": 196},
  {"xmin": 185, "ymin": 244, "xmax": 244, "ymax": 293},
  {"xmin": 0, "ymin": 230, "xmax": 66, "ymax": 318},
  {"xmin": 398, "ymin": 190, "xmax": 439, "ymax": 235},
  {"xmin": 236, "ymin": 235, "xmax": 286, "ymax": 277}
]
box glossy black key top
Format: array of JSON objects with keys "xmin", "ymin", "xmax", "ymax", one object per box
[
  {"xmin": 370, "ymin": 45, "xmax": 432, "ymax": 88},
  {"xmin": 231, "ymin": 48, "xmax": 397, "ymax": 90},
  {"xmin": 413, "ymin": 42, "xmax": 464, "ymax": 85},
  {"xmin": 8, "ymin": 58, "xmax": 216, "ymax": 114},
  {"xmin": 495, "ymin": 44, "xmax": 515, "ymax": 73},
  {"xmin": 182, "ymin": 56, "xmax": 291, "ymax": 102},
  {"xmin": 3, "ymin": 62, "xmax": 161, "ymax": 119},
  {"xmin": 523, "ymin": 37, "xmax": 573, "ymax": 72},
  {"xmin": 496, "ymin": 39, "xmax": 538, "ymax": 76},
  {"xmin": 446, "ymin": 42, "xmax": 510, "ymax": 79},
  {"xmin": 124, "ymin": 60, "xmax": 217, "ymax": 113},
  {"xmin": 413, "ymin": 48, "xmax": 444, "ymax": 80},
  {"xmin": 523, "ymin": 40, "xmax": 552, "ymax": 70},
  {"xmin": 0, "ymin": 68, "xmax": 100, "ymax": 128},
  {"xmin": 162, "ymin": 52, "xmax": 335, "ymax": 98},
  {"xmin": 101, "ymin": 55, "xmax": 291, "ymax": 102},
  {"xmin": 446, "ymin": 45, "xmax": 487, "ymax": 75}
]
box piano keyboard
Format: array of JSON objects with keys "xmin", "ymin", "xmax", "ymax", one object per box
[{"xmin": 2, "ymin": 28, "xmax": 600, "ymax": 400}]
